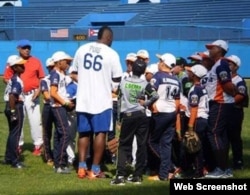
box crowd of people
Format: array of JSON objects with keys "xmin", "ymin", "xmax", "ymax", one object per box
[{"xmin": 1, "ymin": 26, "xmax": 249, "ymax": 185}]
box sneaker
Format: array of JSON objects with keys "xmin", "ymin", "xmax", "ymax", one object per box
[
  {"xmin": 1, "ymin": 159, "xmax": 12, "ymax": 165},
  {"xmin": 55, "ymin": 167, "xmax": 71, "ymax": 174},
  {"xmin": 221, "ymin": 169, "xmax": 233, "ymax": 178},
  {"xmin": 204, "ymin": 167, "xmax": 224, "ymax": 178},
  {"xmin": 12, "ymin": 162, "xmax": 25, "ymax": 169},
  {"xmin": 32, "ymin": 146, "xmax": 42, "ymax": 156},
  {"xmin": 148, "ymin": 175, "xmax": 160, "ymax": 181},
  {"xmin": 87, "ymin": 170, "xmax": 106, "ymax": 179},
  {"xmin": 126, "ymin": 175, "xmax": 142, "ymax": 184},
  {"xmin": 46, "ymin": 159, "xmax": 54, "ymax": 166},
  {"xmin": 78, "ymin": 168, "xmax": 87, "ymax": 179},
  {"xmin": 233, "ymin": 161, "xmax": 243, "ymax": 170},
  {"xmin": 168, "ymin": 167, "xmax": 181, "ymax": 179},
  {"xmin": 110, "ymin": 176, "xmax": 126, "ymax": 186}
]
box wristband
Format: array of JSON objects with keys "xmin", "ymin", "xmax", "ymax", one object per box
[
  {"xmin": 11, "ymin": 109, "xmax": 15, "ymax": 113},
  {"xmin": 64, "ymin": 102, "xmax": 69, "ymax": 106}
]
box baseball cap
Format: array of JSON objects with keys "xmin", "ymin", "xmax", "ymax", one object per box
[
  {"xmin": 187, "ymin": 53, "xmax": 202, "ymax": 61},
  {"xmin": 145, "ymin": 63, "xmax": 158, "ymax": 75},
  {"xmin": 17, "ymin": 39, "xmax": 31, "ymax": 48},
  {"xmin": 156, "ymin": 53, "xmax": 176, "ymax": 68},
  {"xmin": 51, "ymin": 51, "xmax": 73, "ymax": 62},
  {"xmin": 205, "ymin": 40, "xmax": 229, "ymax": 52},
  {"xmin": 185, "ymin": 64, "xmax": 207, "ymax": 78},
  {"xmin": 137, "ymin": 49, "xmax": 149, "ymax": 59},
  {"xmin": 176, "ymin": 57, "xmax": 188, "ymax": 66},
  {"xmin": 132, "ymin": 58, "xmax": 147, "ymax": 76},
  {"xmin": 7, "ymin": 55, "xmax": 26, "ymax": 66},
  {"xmin": 198, "ymin": 51, "xmax": 210, "ymax": 59},
  {"xmin": 226, "ymin": 55, "xmax": 241, "ymax": 67},
  {"xmin": 46, "ymin": 57, "xmax": 55, "ymax": 67},
  {"xmin": 126, "ymin": 52, "xmax": 137, "ymax": 62}
]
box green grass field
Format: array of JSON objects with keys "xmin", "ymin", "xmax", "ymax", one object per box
[{"xmin": 0, "ymin": 80, "xmax": 249, "ymax": 195}]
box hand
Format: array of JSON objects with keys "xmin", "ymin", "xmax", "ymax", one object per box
[{"xmin": 10, "ymin": 112, "xmax": 18, "ymax": 122}]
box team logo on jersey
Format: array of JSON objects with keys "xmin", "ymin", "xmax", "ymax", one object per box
[
  {"xmin": 219, "ymin": 71, "xmax": 228, "ymax": 81},
  {"xmin": 238, "ymin": 86, "xmax": 246, "ymax": 94},
  {"xmin": 150, "ymin": 78, "xmax": 156, "ymax": 86},
  {"xmin": 53, "ymin": 78, "xmax": 59, "ymax": 84},
  {"xmin": 190, "ymin": 94, "xmax": 198, "ymax": 105}
]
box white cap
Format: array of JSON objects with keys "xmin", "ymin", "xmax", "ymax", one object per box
[
  {"xmin": 46, "ymin": 57, "xmax": 54, "ymax": 67},
  {"xmin": 7, "ymin": 55, "xmax": 26, "ymax": 66},
  {"xmin": 145, "ymin": 63, "xmax": 158, "ymax": 75},
  {"xmin": 205, "ymin": 40, "xmax": 229, "ymax": 52},
  {"xmin": 126, "ymin": 52, "xmax": 137, "ymax": 62},
  {"xmin": 51, "ymin": 51, "xmax": 73, "ymax": 62},
  {"xmin": 187, "ymin": 52, "xmax": 202, "ymax": 61},
  {"xmin": 137, "ymin": 49, "xmax": 149, "ymax": 59},
  {"xmin": 198, "ymin": 51, "xmax": 210, "ymax": 58},
  {"xmin": 226, "ymin": 55, "xmax": 241, "ymax": 67},
  {"xmin": 186, "ymin": 64, "xmax": 208, "ymax": 78},
  {"xmin": 156, "ymin": 53, "xmax": 176, "ymax": 68}
]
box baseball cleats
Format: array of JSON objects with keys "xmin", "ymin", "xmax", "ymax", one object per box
[
  {"xmin": 110, "ymin": 176, "xmax": 126, "ymax": 186},
  {"xmin": 78, "ymin": 168, "xmax": 87, "ymax": 179},
  {"xmin": 12, "ymin": 162, "xmax": 25, "ymax": 169},
  {"xmin": 126, "ymin": 175, "xmax": 142, "ymax": 184},
  {"xmin": 32, "ymin": 145, "xmax": 42, "ymax": 156},
  {"xmin": 204, "ymin": 167, "xmax": 224, "ymax": 178},
  {"xmin": 87, "ymin": 170, "xmax": 106, "ymax": 179},
  {"xmin": 55, "ymin": 167, "xmax": 71, "ymax": 174}
]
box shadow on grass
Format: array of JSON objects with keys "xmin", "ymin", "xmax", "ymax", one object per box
[{"xmin": 47, "ymin": 184, "xmax": 168, "ymax": 195}]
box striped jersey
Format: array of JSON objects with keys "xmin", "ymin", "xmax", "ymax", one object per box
[
  {"xmin": 49, "ymin": 70, "xmax": 69, "ymax": 107},
  {"xmin": 232, "ymin": 74, "xmax": 249, "ymax": 107},
  {"xmin": 187, "ymin": 84, "xmax": 209, "ymax": 119},
  {"xmin": 205, "ymin": 58, "xmax": 234, "ymax": 103},
  {"xmin": 40, "ymin": 75, "xmax": 51, "ymax": 104},
  {"xmin": 4, "ymin": 74, "xmax": 24, "ymax": 102}
]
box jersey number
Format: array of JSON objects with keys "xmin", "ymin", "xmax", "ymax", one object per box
[
  {"xmin": 83, "ymin": 53, "xmax": 103, "ymax": 71},
  {"xmin": 166, "ymin": 86, "xmax": 178, "ymax": 100}
]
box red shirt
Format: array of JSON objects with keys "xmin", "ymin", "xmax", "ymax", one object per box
[{"xmin": 3, "ymin": 56, "xmax": 45, "ymax": 93}]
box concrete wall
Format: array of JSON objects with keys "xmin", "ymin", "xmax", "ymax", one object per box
[{"xmin": 1, "ymin": 40, "xmax": 249, "ymax": 77}]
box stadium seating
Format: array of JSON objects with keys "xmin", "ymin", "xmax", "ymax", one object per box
[
  {"xmin": 0, "ymin": 0, "xmax": 250, "ymax": 42},
  {"xmin": 0, "ymin": 0, "xmax": 250, "ymax": 28}
]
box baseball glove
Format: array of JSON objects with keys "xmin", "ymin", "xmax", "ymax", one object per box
[
  {"xmin": 107, "ymin": 138, "xmax": 119, "ymax": 154},
  {"xmin": 183, "ymin": 130, "xmax": 201, "ymax": 154}
]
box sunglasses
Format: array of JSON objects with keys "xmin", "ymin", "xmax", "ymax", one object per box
[{"xmin": 21, "ymin": 46, "xmax": 31, "ymax": 50}]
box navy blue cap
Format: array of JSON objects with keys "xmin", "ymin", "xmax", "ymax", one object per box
[{"xmin": 17, "ymin": 39, "xmax": 31, "ymax": 48}]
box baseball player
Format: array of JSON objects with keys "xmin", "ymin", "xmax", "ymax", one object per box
[
  {"xmin": 3, "ymin": 39, "xmax": 45, "ymax": 156},
  {"xmin": 204, "ymin": 40, "xmax": 237, "ymax": 178},
  {"xmin": 110, "ymin": 59, "xmax": 159, "ymax": 185},
  {"xmin": 3, "ymin": 55, "xmax": 26, "ymax": 168},
  {"xmin": 40, "ymin": 57, "xmax": 55, "ymax": 166},
  {"xmin": 50, "ymin": 51, "xmax": 75, "ymax": 174},
  {"xmin": 180, "ymin": 64, "xmax": 209, "ymax": 179},
  {"xmin": 148, "ymin": 53, "xmax": 181, "ymax": 181},
  {"xmin": 226, "ymin": 55, "xmax": 248, "ymax": 170},
  {"xmin": 69, "ymin": 26, "xmax": 123, "ymax": 179}
]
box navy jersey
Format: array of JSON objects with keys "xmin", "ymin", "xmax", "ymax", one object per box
[
  {"xmin": 188, "ymin": 84, "xmax": 209, "ymax": 119},
  {"xmin": 151, "ymin": 71, "xmax": 181, "ymax": 113}
]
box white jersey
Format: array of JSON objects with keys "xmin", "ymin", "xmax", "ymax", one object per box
[
  {"xmin": 50, "ymin": 70, "xmax": 69, "ymax": 107},
  {"xmin": 70, "ymin": 42, "xmax": 123, "ymax": 114},
  {"xmin": 4, "ymin": 75, "xmax": 24, "ymax": 102},
  {"xmin": 187, "ymin": 84, "xmax": 209, "ymax": 119}
]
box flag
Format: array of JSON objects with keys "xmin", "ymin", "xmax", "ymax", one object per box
[
  {"xmin": 50, "ymin": 29, "xmax": 69, "ymax": 38},
  {"xmin": 88, "ymin": 29, "xmax": 99, "ymax": 37}
]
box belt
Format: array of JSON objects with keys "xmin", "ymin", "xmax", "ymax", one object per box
[
  {"xmin": 24, "ymin": 89, "xmax": 35, "ymax": 95},
  {"xmin": 122, "ymin": 110, "xmax": 145, "ymax": 118}
]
